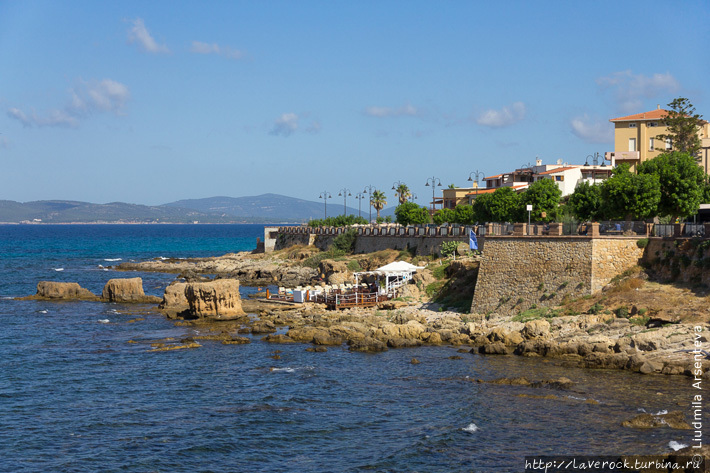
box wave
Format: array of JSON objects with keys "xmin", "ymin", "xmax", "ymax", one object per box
[
  {"xmin": 270, "ymin": 367, "xmax": 296, "ymax": 373},
  {"xmin": 38, "ymin": 310, "xmax": 48, "ymax": 314},
  {"xmin": 462, "ymin": 423, "xmax": 478, "ymax": 433},
  {"xmin": 655, "ymin": 410, "xmax": 668, "ymax": 416},
  {"xmin": 104, "ymin": 258, "xmax": 122, "ymax": 262},
  {"xmin": 668, "ymin": 440, "xmax": 688, "ymax": 451},
  {"xmin": 53, "ymin": 268, "xmax": 64, "ymax": 272},
  {"xmin": 97, "ymin": 319, "xmax": 110, "ymax": 324}
]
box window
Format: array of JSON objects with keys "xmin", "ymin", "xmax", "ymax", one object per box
[
  {"xmin": 555, "ymin": 175, "xmax": 563, "ymax": 181},
  {"xmin": 665, "ymin": 138, "xmax": 671, "ymax": 150},
  {"xmin": 649, "ymin": 138, "xmax": 654, "ymax": 150},
  {"xmin": 647, "ymin": 122, "xmax": 657, "ymax": 127},
  {"xmin": 629, "ymin": 138, "xmax": 636, "ymax": 151},
  {"xmin": 629, "ymin": 123, "xmax": 637, "ymax": 128}
]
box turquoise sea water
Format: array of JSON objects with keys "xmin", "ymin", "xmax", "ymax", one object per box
[{"xmin": 0, "ymin": 225, "xmax": 697, "ymax": 472}]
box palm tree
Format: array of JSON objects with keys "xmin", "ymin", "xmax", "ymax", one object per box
[
  {"xmin": 394, "ymin": 183, "xmax": 411, "ymax": 205},
  {"xmin": 370, "ymin": 190, "xmax": 387, "ymax": 220}
]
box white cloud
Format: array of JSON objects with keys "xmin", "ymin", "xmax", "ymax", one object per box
[
  {"xmin": 7, "ymin": 78, "xmax": 130, "ymax": 129},
  {"xmin": 476, "ymin": 102, "xmax": 526, "ymax": 128},
  {"xmin": 190, "ymin": 41, "xmax": 244, "ymax": 60},
  {"xmin": 127, "ymin": 18, "xmax": 170, "ymax": 54},
  {"xmin": 570, "ymin": 115, "xmax": 614, "ymax": 144},
  {"xmin": 7, "ymin": 107, "xmax": 79, "ymax": 128},
  {"xmin": 269, "ymin": 113, "xmax": 321, "ymax": 137},
  {"xmin": 365, "ymin": 104, "xmax": 418, "ymax": 118},
  {"xmin": 596, "ymin": 70, "xmax": 680, "ymax": 114},
  {"xmin": 269, "ymin": 113, "xmax": 299, "ymax": 136}
]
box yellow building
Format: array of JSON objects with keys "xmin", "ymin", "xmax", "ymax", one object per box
[
  {"xmin": 440, "ymin": 185, "xmax": 478, "ymax": 209},
  {"xmin": 608, "ymin": 106, "xmax": 710, "ymax": 172}
]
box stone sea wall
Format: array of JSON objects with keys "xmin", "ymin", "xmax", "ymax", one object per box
[
  {"xmin": 270, "ymin": 225, "xmax": 480, "ymax": 256},
  {"xmin": 471, "ymin": 236, "xmax": 645, "ymax": 315}
]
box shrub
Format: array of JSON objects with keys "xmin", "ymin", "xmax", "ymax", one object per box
[
  {"xmin": 588, "ymin": 302, "xmax": 604, "ymax": 315},
  {"xmin": 636, "ymin": 238, "xmax": 649, "ymax": 249},
  {"xmin": 347, "ymin": 260, "xmax": 361, "ymax": 271},
  {"xmin": 308, "ymin": 215, "xmax": 368, "ymax": 227},
  {"xmin": 440, "ymin": 241, "xmax": 460, "ymax": 258},
  {"xmin": 614, "ymin": 306, "xmax": 630, "ymax": 318},
  {"xmin": 332, "ymin": 229, "xmax": 358, "ymax": 254}
]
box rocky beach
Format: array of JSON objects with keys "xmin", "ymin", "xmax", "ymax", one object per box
[{"xmin": 89, "ymin": 244, "xmax": 710, "ymax": 381}]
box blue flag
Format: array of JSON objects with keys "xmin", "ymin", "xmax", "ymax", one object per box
[{"xmin": 469, "ymin": 229, "xmax": 478, "ymax": 250}]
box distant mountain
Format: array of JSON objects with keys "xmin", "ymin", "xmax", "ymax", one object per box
[
  {"xmin": 0, "ymin": 194, "xmax": 372, "ymax": 224},
  {"xmin": 164, "ymin": 193, "xmax": 363, "ymax": 221},
  {"xmin": 0, "ymin": 200, "xmax": 238, "ymax": 224}
]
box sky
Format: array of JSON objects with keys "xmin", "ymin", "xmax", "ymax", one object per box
[{"xmin": 1, "ymin": 0, "xmax": 709, "ymax": 207}]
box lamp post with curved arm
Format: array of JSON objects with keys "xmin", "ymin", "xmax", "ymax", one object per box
[
  {"xmin": 355, "ymin": 192, "xmax": 366, "ymax": 218},
  {"xmin": 467, "ymin": 170, "xmax": 485, "ymax": 200},
  {"xmin": 424, "ymin": 177, "xmax": 442, "ymax": 215},
  {"xmin": 319, "ymin": 191, "xmax": 332, "ymax": 219},
  {"xmin": 338, "ymin": 188, "xmax": 351, "ymax": 216},
  {"xmin": 362, "ymin": 184, "xmax": 376, "ymax": 222}
]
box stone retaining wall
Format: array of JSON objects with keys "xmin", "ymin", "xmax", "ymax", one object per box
[
  {"xmin": 269, "ymin": 225, "xmax": 479, "ymax": 256},
  {"xmin": 471, "ymin": 236, "xmax": 645, "ymax": 316}
]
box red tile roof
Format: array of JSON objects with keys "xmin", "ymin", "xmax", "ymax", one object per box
[
  {"xmin": 609, "ymin": 109, "xmax": 668, "ymax": 122},
  {"xmin": 537, "ymin": 166, "xmax": 579, "ymax": 175},
  {"xmin": 465, "ymin": 185, "xmax": 528, "ymax": 196}
]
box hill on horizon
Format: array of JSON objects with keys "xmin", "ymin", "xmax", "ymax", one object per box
[
  {"xmin": 0, "ymin": 193, "xmax": 395, "ymax": 224},
  {"xmin": 163, "ymin": 193, "xmax": 367, "ymax": 221}
]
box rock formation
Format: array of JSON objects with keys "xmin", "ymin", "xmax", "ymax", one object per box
[
  {"xmin": 184, "ymin": 279, "xmax": 246, "ymax": 319},
  {"xmin": 26, "ymin": 281, "xmax": 99, "ymax": 301},
  {"xmin": 101, "ymin": 277, "xmax": 161, "ymax": 303}
]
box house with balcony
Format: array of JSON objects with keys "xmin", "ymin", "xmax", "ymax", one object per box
[
  {"xmin": 606, "ymin": 106, "xmax": 710, "ymax": 172},
  {"xmin": 462, "ymin": 159, "xmax": 612, "ymax": 204}
]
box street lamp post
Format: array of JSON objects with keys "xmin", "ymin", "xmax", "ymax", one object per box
[
  {"xmin": 338, "ymin": 188, "xmax": 351, "ymax": 216},
  {"xmin": 363, "ymin": 184, "xmax": 376, "ymax": 222},
  {"xmin": 355, "ymin": 192, "xmax": 365, "ymax": 218},
  {"xmin": 424, "ymin": 177, "xmax": 442, "ymax": 215},
  {"xmin": 409, "ymin": 193, "xmax": 417, "ymax": 202},
  {"xmin": 467, "ymin": 170, "xmax": 484, "ymax": 200},
  {"xmin": 319, "ymin": 191, "xmax": 332, "ymax": 219},
  {"xmin": 585, "ymin": 152, "xmax": 602, "ymax": 185}
]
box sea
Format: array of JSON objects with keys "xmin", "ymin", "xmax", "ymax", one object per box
[{"xmin": 0, "ymin": 224, "xmax": 698, "ymax": 472}]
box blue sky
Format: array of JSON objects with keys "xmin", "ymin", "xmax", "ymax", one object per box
[{"xmin": 1, "ymin": 0, "xmax": 708, "ymax": 207}]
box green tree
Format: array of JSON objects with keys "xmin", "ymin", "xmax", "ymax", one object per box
[
  {"xmin": 432, "ymin": 208, "xmax": 455, "ymax": 225},
  {"xmin": 519, "ymin": 179, "xmax": 562, "ymax": 222},
  {"xmin": 656, "ymin": 97, "xmax": 704, "ymax": 157},
  {"xmin": 638, "ymin": 151, "xmax": 706, "ymax": 221},
  {"xmin": 471, "ymin": 193, "xmax": 495, "ymax": 223},
  {"xmin": 568, "ymin": 181, "xmax": 603, "ymax": 221},
  {"xmin": 447, "ymin": 183, "xmax": 456, "ymax": 189},
  {"xmin": 600, "ymin": 164, "xmax": 660, "ymax": 220},
  {"xmin": 453, "ymin": 204, "xmax": 476, "ymax": 224},
  {"xmin": 394, "ymin": 183, "xmax": 411, "ymax": 205},
  {"xmin": 394, "ymin": 201, "xmax": 429, "ymax": 226},
  {"xmin": 488, "ymin": 187, "xmax": 520, "ymax": 222},
  {"xmin": 370, "ymin": 190, "xmax": 387, "ymax": 220}
]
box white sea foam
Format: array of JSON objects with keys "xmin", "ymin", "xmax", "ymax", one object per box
[
  {"xmin": 462, "ymin": 423, "xmax": 478, "ymax": 433},
  {"xmin": 97, "ymin": 319, "xmax": 110, "ymax": 324},
  {"xmin": 38, "ymin": 310, "xmax": 48, "ymax": 314},
  {"xmin": 53, "ymin": 268, "xmax": 64, "ymax": 272},
  {"xmin": 270, "ymin": 367, "xmax": 296, "ymax": 373},
  {"xmin": 668, "ymin": 440, "xmax": 688, "ymax": 451},
  {"xmin": 654, "ymin": 410, "xmax": 668, "ymax": 416},
  {"xmin": 104, "ymin": 258, "xmax": 122, "ymax": 262}
]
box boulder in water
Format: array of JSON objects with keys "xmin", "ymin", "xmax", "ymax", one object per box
[{"xmin": 185, "ymin": 279, "xmax": 246, "ymax": 319}]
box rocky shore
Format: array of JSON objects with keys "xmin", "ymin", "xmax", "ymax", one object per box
[
  {"xmin": 168, "ymin": 298, "xmax": 709, "ymax": 380},
  {"xmin": 114, "ymin": 251, "xmax": 318, "ymax": 287},
  {"xmin": 26, "ymin": 245, "xmax": 710, "ymax": 381}
]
